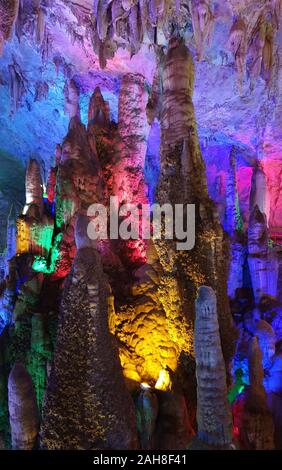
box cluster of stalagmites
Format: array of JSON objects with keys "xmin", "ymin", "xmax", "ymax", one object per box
[
  {"xmin": 1, "ymin": 26, "xmax": 282, "ymax": 450},
  {"xmin": 224, "ymin": 126, "xmax": 282, "ymax": 449}
]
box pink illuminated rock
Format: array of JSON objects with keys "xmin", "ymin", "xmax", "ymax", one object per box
[
  {"xmin": 255, "ymin": 319, "xmax": 276, "ymax": 369},
  {"xmin": 115, "ymin": 73, "xmax": 149, "ymax": 206},
  {"xmin": 250, "ymin": 164, "xmax": 270, "ymax": 226}
]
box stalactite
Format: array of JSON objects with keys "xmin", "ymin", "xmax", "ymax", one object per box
[
  {"xmin": 250, "ymin": 163, "xmax": 270, "ymax": 226},
  {"xmin": 63, "ymin": 79, "xmax": 80, "ymax": 119},
  {"xmin": 255, "ymin": 320, "xmax": 276, "ymax": 370},
  {"xmin": 0, "ymin": 0, "xmax": 19, "ymax": 56},
  {"xmin": 0, "ymin": 259, "xmax": 17, "ymax": 327},
  {"xmin": 28, "ymin": 312, "xmax": 51, "ymax": 410},
  {"xmin": 266, "ymin": 346, "xmax": 282, "ymax": 449},
  {"xmin": 128, "ymin": 3, "xmax": 141, "ymax": 54},
  {"xmin": 8, "ymin": 362, "xmax": 39, "ymax": 450},
  {"xmin": 136, "ymin": 384, "xmax": 158, "ymax": 449},
  {"xmin": 227, "ymin": 17, "xmax": 247, "ymax": 92},
  {"xmin": 8, "ymin": 59, "xmax": 27, "ymax": 114},
  {"xmin": 113, "ymin": 72, "xmax": 149, "ymax": 265},
  {"xmin": 190, "ymin": 0, "xmax": 214, "ymax": 61},
  {"xmin": 40, "ymin": 215, "xmax": 138, "ymax": 450},
  {"xmin": 192, "ymin": 286, "xmax": 232, "ymax": 448},
  {"xmin": 225, "ymin": 147, "xmax": 245, "ymax": 299}
]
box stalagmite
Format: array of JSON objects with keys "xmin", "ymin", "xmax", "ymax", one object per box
[
  {"xmin": 0, "ymin": 259, "xmax": 17, "ymax": 327},
  {"xmin": 250, "ymin": 164, "xmax": 270, "ymax": 227},
  {"xmin": 248, "ymin": 206, "xmax": 278, "ymax": 302},
  {"xmin": 24, "ymin": 159, "xmax": 44, "ymax": 217},
  {"xmin": 35, "ymin": 0, "xmax": 45, "ymax": 45},
  {"xmin": 225, "ymin": 147, "xmax": 245, "ymax": 299},
  {"xmin": 0, "ymin": 0, "xmax": 19, "ymax": 56},
  {"xmin": 6, "ymin": 205, "xmax": 17, "ymax": 269},
  {"xmin": 240, "ymin": 337, "xmax": 275, "ymax": 449},
  {"xmin": 225, "ymin": 147, "xmax": 240, "ymax": 236},
  {"xmin": 193, "ymin": 286, "xmax": 232, "ymax": 448},
  {"xmin": 8, "ymin": 60, "xmax": 27, "ymax": 113},
  {"xmin": 40, "ymin": 215, "xmax": 138, "ymax": 450},
  {"xmin": 30, "ymin": 312, "xmax": 52, "ymax": 409},
  {"xmin": 156, "ymin": 35, "xmax": 236, "ymax": 369},
  {"xmin": 8, "ymin": 363, "xmax": 40, "ymax": 450}
]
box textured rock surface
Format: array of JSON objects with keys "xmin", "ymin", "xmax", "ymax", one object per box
[
  {"xmin": 40, "ymin": 243, "xmax": 138, "ymax": 450},
  {"xmin": 194, "ymin": 286, "xmax": 232, "ymax": 448},
  {"xmin": 248, "ymin": 206, "xmax": 279, "ymax": 302},
  {"xmin": 155, "ymin": 35, "xmax": 236, "ymax": 368},
  {"xmin": 240, "ymin": 337, "xmax": 275, "ymax": 450},
  {"xmin": 8, "ymin": 362, "xmax": 39, "ymax": 450},
  {"xmin": 0, "ymin": 0, "xmax": 282, "ymax": 452}
]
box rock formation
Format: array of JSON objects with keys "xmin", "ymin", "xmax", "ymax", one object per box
[
  {"xmin": 1, "ymin": 0, "xmax": 282, "ymax": 452},
  {"xmin": 8, "ymin": 362, "xmax": 39, "ymax": 450},
  {"xmin": 0, "ymin": 0, "xmax": 19, "ymax": 56},
  {"xmin": 136, "ymin": 384, "xmax": 159, "ymax": 450},
  {"xmin": 193, "ymin": 286, "xmax": 232, "ymax": 448},
  {"xmin": 248, "ymin": 206, "xmax": 278, "ymax": 303},
  {"xmin": 239, "ymin": 337, "xmax": 275, "ymax": 449},
  {"xmin": 155, "ymin": 35, "xmax": 236, "ymax": 368},
  {"xmin": 40, "ymin": 215, "xmax": 138, "ymax": 450}
]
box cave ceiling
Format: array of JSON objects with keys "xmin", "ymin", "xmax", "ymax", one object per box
[{"xmin": 0, "ymin": 0, "xmax": 282, "ymax": 230}]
